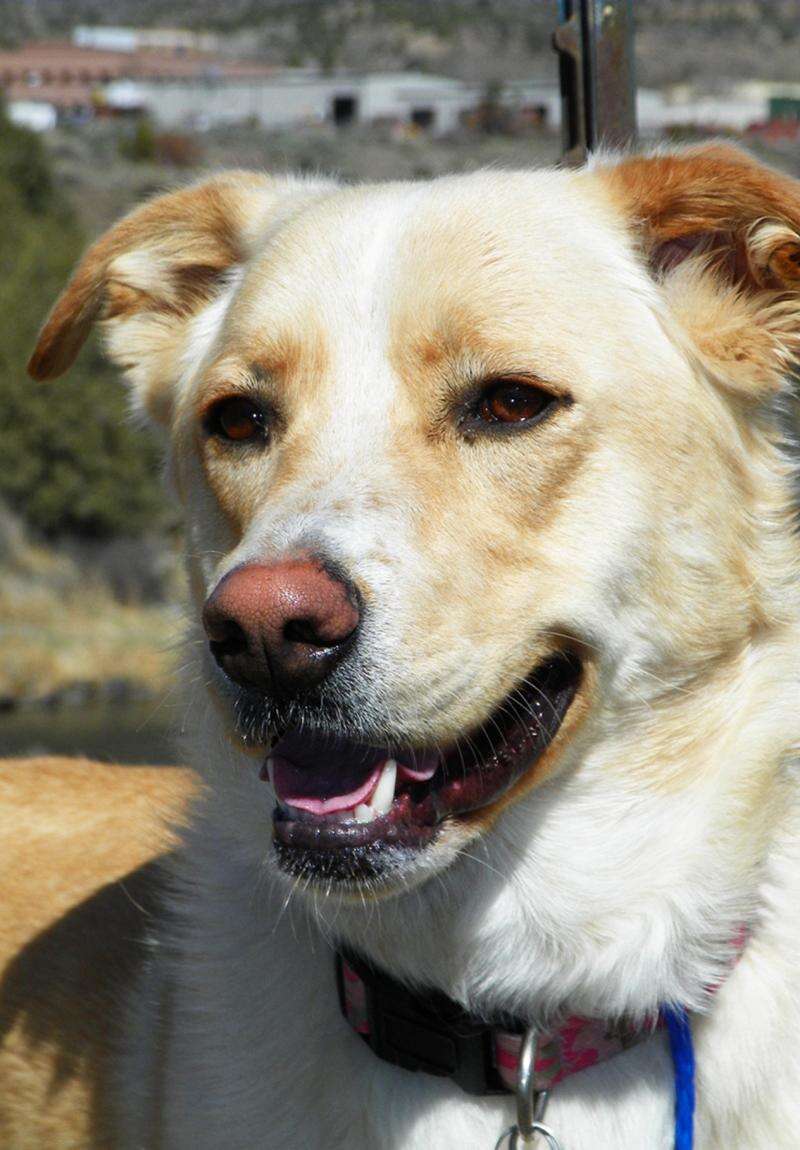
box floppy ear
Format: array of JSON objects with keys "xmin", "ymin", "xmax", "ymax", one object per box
[
  {"xmin": 27, "ymin": 171, "xmax": 326, "ymax": 424},
  {"xmin": 596, "ymin": 143, "xmax": 800, "ymax": 397}
]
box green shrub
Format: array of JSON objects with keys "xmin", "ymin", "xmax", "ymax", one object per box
[
  {"xmin": 0, "ymin": 109, "xmax": 53, "ymax": 213},
  {"xmin": 0, "ymin": 113, "xmax": 170, "ymax": 540},
  {"xmin": 119, "ymin": 117, "xmax": 156, "ymax": 162}
]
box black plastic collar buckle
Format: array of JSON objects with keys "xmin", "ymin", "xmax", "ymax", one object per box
[{"xmin": 336, "ymin": 949, "xmax": 511, "ymax": 1096}]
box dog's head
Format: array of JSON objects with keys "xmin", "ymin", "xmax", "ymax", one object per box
[{"xmin": 29, "ymin": 146, "xmax": 800, "ymax": 907}]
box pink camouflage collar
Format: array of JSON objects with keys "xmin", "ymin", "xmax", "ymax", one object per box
[{"xmin": 336, "ymin": 929, "xmax": 749, "ymax": 1097}]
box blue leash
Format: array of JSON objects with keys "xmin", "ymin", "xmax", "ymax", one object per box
[{"xmin": 662, "ymin": 1005, "xmax": 695, "ymax": 1150}]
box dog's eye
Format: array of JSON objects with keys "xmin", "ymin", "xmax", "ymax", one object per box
[
  {"xmin": 477, "ymin": 380, "xmax": 554, "ymax": 426},
  {"xmin": 205, "ymin": 396, "xmax": 268, "ymax": 444}
]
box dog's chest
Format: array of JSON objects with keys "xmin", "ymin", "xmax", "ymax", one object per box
[
  {"xmin": 156, "ymin": 966, "xmax": 675, "ymax": 1150},
  {"xmin": 126, "ymin": 870, "xmax": 678, "ymax": 1150}
]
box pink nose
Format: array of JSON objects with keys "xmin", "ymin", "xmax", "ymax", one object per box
[{"xmin": 202, "ymin": 557, "xmax": 361, "ymax": 698}]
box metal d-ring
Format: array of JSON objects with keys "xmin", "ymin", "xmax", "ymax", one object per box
[
  {"xmin": 516, "ymin": 1027, "xmax": 542, "ymax": 1136},
  {"xmin": 494, "ymin": 1028, "xmax": 564, "ymax": 1149},
  {"xmin": 492, "ymin": 1127, "xmax": 563, "ymax": 1150}
]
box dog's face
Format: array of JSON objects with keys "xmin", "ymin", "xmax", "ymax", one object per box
[{"xmin": 30, "ymin": 148, "xmax": 800, "ymax": 901}]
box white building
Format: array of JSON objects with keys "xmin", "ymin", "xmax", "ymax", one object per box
[
  {"xmin": 73, "ymin": 25, "xmax": 220, "ymax": 54},
  {"xmin": 106, "ymin": 71, "xmax": 473, "ymax": 134},
  {"xmin": 6, "ymin": 99, "xmax": 58, "ymax": 132},
  {"xmin": 104, "ymin": 70, "xmax": 563, "ymax": 136},
  {"xmin": 637, "ymin": 84, "xmax": 768, "ymax": 136}
]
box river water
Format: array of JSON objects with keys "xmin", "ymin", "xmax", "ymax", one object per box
[{"xmin": 0, "ymin": 699, "xmax": 181, "ymax": 765}]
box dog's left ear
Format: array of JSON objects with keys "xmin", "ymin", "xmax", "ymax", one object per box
[
  {"xmin": 597, "ymin": 143, "xmax": 800, "ymax": 396},
  {"xmin": 27, "ymin": 171, "xmax": 328, "ymax": 424}
]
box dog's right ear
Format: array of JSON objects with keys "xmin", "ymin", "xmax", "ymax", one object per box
[
  {"xmin": 27, "ymin": 171, "xmax": 326, "ymax": 424},
  {"xmin": 594, "ymin": 144, "xmax": 800, "ymax": 400}
]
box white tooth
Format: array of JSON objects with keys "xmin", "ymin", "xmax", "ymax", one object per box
[
  {"xmin": 355, "ymin": 803, "xmax": 374, "ymax": 824},
  {"xmin": 265, "ymin": 757, "xmax": 275, "ymax": 788},
  {"xmin": 371, "ymin": 759, "xmax": 397, "ymax": 817}
]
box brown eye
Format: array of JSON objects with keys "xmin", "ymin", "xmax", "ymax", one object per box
[
  {"xmin": 206, "ymin": 396, "xmax": 268, "ymax": 444},
  {"xmin": 478, "ymin": 380, "xmax": 554, "ymax": 425}
]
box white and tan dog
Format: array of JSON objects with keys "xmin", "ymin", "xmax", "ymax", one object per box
[{"xmin": 5, "ymin": 143, "xmax": 800, "ymax": 1148}]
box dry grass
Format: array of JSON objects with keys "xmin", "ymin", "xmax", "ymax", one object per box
[
  {"xmin": 0, "ymin": 524, "xmax": 182, "ymax": 704},
  {"xmin": 1, "ymin": 579, "xmax": 179, "ymax": 702}
]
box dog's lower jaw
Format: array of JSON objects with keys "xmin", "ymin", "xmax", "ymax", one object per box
[{"xmin": 264, "ymin": 652, "xmax": 584, "ymax": 893}]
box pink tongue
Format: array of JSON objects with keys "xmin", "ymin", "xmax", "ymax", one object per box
[
  {"xmin": 268, "ymin": 730, "xmax": 386, "ymax": 815},
  {"xmin": 266, "ymin": 730, "xmax": 439, "ymax": 815},
  {"xmin": 271, "ymin": 756, "xmax": 381, "ymax": 815}
]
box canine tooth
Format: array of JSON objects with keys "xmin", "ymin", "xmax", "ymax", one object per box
[
  {"xmin": 371, "ymin": 759, "xmax": 397, "ymax": 817},
  {"xmin": 264, "ymin": 757, "xmax": 275, "ymax": 787},
  {"xmin": 354, "ymin": 803, "xmax": 374, "ymax": 824}
]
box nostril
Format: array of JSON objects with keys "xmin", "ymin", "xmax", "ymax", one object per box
[
  {"xmin": 283, "ymin": 617, "xmax": 356, "ymax": 650},
  {"xmin": 283, "ymin": 617, "xmax": 323, "ymax": 647},
  {"xmin": 208, "ymin": 618, "xmax": 249, "ymax": 666}
]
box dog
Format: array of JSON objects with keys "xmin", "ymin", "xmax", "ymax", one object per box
[{"xmin": 5, "ymin": 142, "xmax": 800, "ymax": 1148}]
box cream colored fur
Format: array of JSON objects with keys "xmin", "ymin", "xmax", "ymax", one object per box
[{"xmin": 15, "ymin": 144, "xmax": 800, "ymax": 1148}]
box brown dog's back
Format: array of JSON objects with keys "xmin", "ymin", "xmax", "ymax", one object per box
[{"xmin": 0, "ymin": 757, "xmax": 195, "ymax": 1148}]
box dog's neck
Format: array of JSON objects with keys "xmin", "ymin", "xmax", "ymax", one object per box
[{"xmin": 323, "ymin": 623, "xmax": 800, "ymax": 1027}]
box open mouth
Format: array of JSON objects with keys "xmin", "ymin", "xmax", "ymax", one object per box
[{"xmin": 266, "ymin": 652, "xmax": 582, "ymax": 883}]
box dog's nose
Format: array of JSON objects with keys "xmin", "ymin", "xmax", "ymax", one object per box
[{"xmin": 202, "ymin": 558, "xmax": 361, "ymax": 698}]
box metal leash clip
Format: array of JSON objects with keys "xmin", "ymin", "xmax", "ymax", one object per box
[{"xmin": 494, "ymin": 1028, "xmax": 565, "ymax": 1150}]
